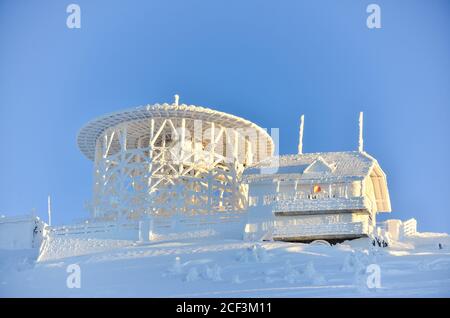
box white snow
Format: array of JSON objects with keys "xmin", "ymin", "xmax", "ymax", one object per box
[
  {"xmin": 0, "ymin": 215, "xmax": 46, "ymax": 250},
  {"xmin": 38, "ymin": 236, "xmax": 133, "ymax": 262},
  {"xmin": 1, "ymin": 232, "xmax": 449, "ymax": 297}
]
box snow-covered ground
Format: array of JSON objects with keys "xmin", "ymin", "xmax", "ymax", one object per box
[{"xmin": 1, "ymin": 233, "xmax": 449, "ymax": 297}]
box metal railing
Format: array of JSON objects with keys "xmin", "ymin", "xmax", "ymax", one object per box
[{"xmin": 273, "ymin": 221, "xmax": 368, "ymax": 237}]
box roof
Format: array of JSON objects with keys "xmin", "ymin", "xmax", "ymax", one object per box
[
  {"xmin": 244, "ymin": 151, "xmax": 377, "ymax": 180},
  {"xmin": 244, "ymin": 151, "xmax": 391, "ymax": 212},
  {"xmin": 0, "ymin": 214, "xmax": 43, "ymax": 224},
  {"xmin": 77, "ymin": 102, "xmax": 274, "ymax": 161}
]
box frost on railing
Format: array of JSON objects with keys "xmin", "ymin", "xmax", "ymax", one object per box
[
  {"xmin": 48, "ymin": 211, "xmax": 246, "ymax": 241},
  {"xmin": 151, "ymin": 212, "xmax": 244, "ymax": 229},
  {"xmin": 49, "ymin": 221, "xmax": 139, "ymax": 238},
  {"xmin": 273, "ymin": 197, "xmax": 368, "ymax": 213},
  {"xmin": 273, "ymin": 221, "xmax": 368, "ymax": 238}
]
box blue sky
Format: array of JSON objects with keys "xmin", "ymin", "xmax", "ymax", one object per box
[{"xmin": 0, "ymin": 0, "xmax": 449, "ymax": 232}]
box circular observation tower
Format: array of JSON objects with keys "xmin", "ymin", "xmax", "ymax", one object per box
[{"xmin": 77, "ymin": 96, "xmax": 274, "ymax": 220}]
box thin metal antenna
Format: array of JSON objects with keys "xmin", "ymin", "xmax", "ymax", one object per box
[
  {"xmin": 358, "ymin": 112, "xmax": 364, "ymax": 152},
  {"xmin": 298, "ymin": 115, "xmax": 305, "ymax": 154},
  {"xmin": 47, "ymin": 195, "xmax": 52, "ymax": 226}
]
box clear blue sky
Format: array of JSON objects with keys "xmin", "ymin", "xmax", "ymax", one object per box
[{"xmin": 0, "ymin": 1, "xmax": 449, "ymax": 232}]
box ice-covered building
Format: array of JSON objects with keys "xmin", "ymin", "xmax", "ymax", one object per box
[
  {"xmin": 378, "ymin": 218, "xmax": 417, "ymax": 241},
  {"xmin": 242, "ymin": 112, "xmax": 391, "ymax": 243},
  {"xmin": 0, "ymin": 214, "xmax": 46, "ymax": 250},
  {"xmin": 243, "ymin": 151, "xmax": 391, "ymax": 243},
  {"xmin": 67, "ymin": 98, "xmax": 392, "ymax": 243},
  {"xmin": 77, "ymin": 96, "xmax": 274, "ymax": 221}
]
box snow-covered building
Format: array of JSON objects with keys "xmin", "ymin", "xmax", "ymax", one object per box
[
  {"xmin": 0, "ymin": 214, "xmax": 46, "ymax": 250},
  {"xmin": 243, "ymin": 151, "xmax": 391, "ymax": 243},
  {"xmin": 70, "ymin": 97, "xmax": 393, "ymax": 243},
  {"xmin": 378, "ymin": 218, "xmax": 417, "ymax": 241},
  {"xmin": 77, "ymin": 96, "xmax": 274, "ymax": 221}
]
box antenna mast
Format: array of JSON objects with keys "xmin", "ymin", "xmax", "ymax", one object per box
[
  {"xmin": 298, "ymin": 115, "xmax": 305, "ymax": 154},
  {"xmin": 358, "ymin": 112, "xmax": 364, "ymax": 152},
  {"xmin": 47, "ymin": 195, "xmax": 52, "ymax": 226}
]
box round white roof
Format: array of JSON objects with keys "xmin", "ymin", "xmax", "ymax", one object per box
[{"xmin": 77, "ymin": 102, "xmax": 274, "ymax": 161}]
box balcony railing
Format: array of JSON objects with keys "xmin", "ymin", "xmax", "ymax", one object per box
[
  {"xmin": 273, "ymin": 221, "xmax": 369, "ymax": 238},
  {"xmin": 273, "ymin": 196, "xmax": 370, "ymax": 214}
]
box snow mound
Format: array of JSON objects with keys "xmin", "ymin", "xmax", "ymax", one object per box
[
  {"xmin": 283, "ymin": 260, "xmax": 302, "ymax": 283},
  {"xmin": 203, "ymin": 264, "xmax": 223, "ymax": 282},
  {"xmin": 0, "ymin": 249, "xmax": 39, "ymax": 273},
  {"xmin": 184, "ymin": 267, "xmax": 200, "ymax": 282},
  {"xmin": 2, "ymin": 233, "xmax": 449, "ymax": 297},
  {"xmin": 38, "ymin": 237, "xmax": 133, "ymax": 261},
  {"xmin": 304, "ymin": 261, "xmax": 326, "ymax": 285},
  {"xmin": 236, "ymin": 244, "xmax": 270, "ymax": 263}
]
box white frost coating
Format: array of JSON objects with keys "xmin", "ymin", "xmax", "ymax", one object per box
[
  {"xmin": 245, "ymin": 151, "xmax": 377, "ymax": 181},
  {"xmin": 243, "ymin": 149, "xmax": 392, "ymax": 242},
  {"xmin": 283, "ymin": 260, "xmax": 301, "ymax": 283},
  {"xmin": 77, "ymin": 102, "xmax": 274, "ymax": 161},
  {"xmin": 298, "ymin": 114, "xmax": 304, "ymax": 155},
  {"xmin": 47, "ymin": 195, "xmax": 52, "ymax": 226},
  {"xmin": 304, "ymin": 261, "xmax": 326, "ymax": 285},
  {"xmin": 80, "ymin": 100, "xmax": 274, "ymax": 219},
  {"xmin": 184, "ymin": 267, "xmax": 200, "ymax": 282},
  {"xmin": 303, "ymin": 156, "xmax": 335, "ymax": 175},
  {"xmin": 0, "ymin": 215, "xmax": 46, "ymax": 250},
  {"xmin": 273, "ymin": 222, "xmax": 369, "ymax": 239},
  {"xmin": 2, "ymin": 234, "xmax": 449, "ymax": 297},
  {"xmin": 236, "ymin": 244, "xmax": 270, "ymax": 263},
  {"xmin": 243, "ymin": 151, "xmax": 390, "ymax": 242},
  {"xmin": 204, "ymin": 264, "xmax": 223, "ymax": 281},
  {"xmin": 377, "ymin": 218, "xmax": 418, "ymax": 240},
  {"xmin": 273, "ymin": 197, "xmax": 369, "ymax": 213},
  {"xmin": 167, "ymin": 256, "xmax": 183, "ymax": 275},
  {"xmin": 358, "ymin": 112, "xmax": 364, "ymax": 152},
  {"xmin": 231, "ymin": 274, "xmax": 242, "ymax": 284},
  {"xmin": 38, "ymin": 236, "xmax": 132, "ymax": 261},
  {"xmin": 74, "ymin": 102, "xmax": 389, "ymax": 243}
]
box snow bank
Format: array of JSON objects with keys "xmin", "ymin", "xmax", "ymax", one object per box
[
  {"xmin": 0, "ymin": 249, "xmax": 39, "ymax": 273},
  {"xmin": 1, "ymin": 232, "xmax": 449, "ymax": 297},
  {"xmin": 236, "ymin": 244, "xmax": 270, "ymax": 263},
  {"xmin": 38, "ymin": 236, "xmax": 133, "ymax": 261}
]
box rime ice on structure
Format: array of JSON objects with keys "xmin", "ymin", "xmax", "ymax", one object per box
[
  {"xmin": 77, "ymin": 97, "xmax": 275, "ymax": 220},
  {"xmin": 244, "ymin": 111, "xmax": 392, "ymax": 243},
  {"xmin": 244, "ymin": 151, "xmax": 391, "ymax": 242},
  {"xmin": 77, "ymin": 100, "xmax": 391, "ymax": 243}
]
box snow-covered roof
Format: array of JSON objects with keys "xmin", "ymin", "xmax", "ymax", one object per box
[
  {"xmin": 244, "ymin": 151, "xmax": 391, "ymax": 212},
  {"xmin": 244, "ymin": 151, "xmax": 377, "ymax": 180},
  {"xmin": 77, "ymin": 102, "xmax": 274, "ymax": 161},
  {"xmin": 0, "ymin": 214, "xmax": 44, "ymax": 224}
]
